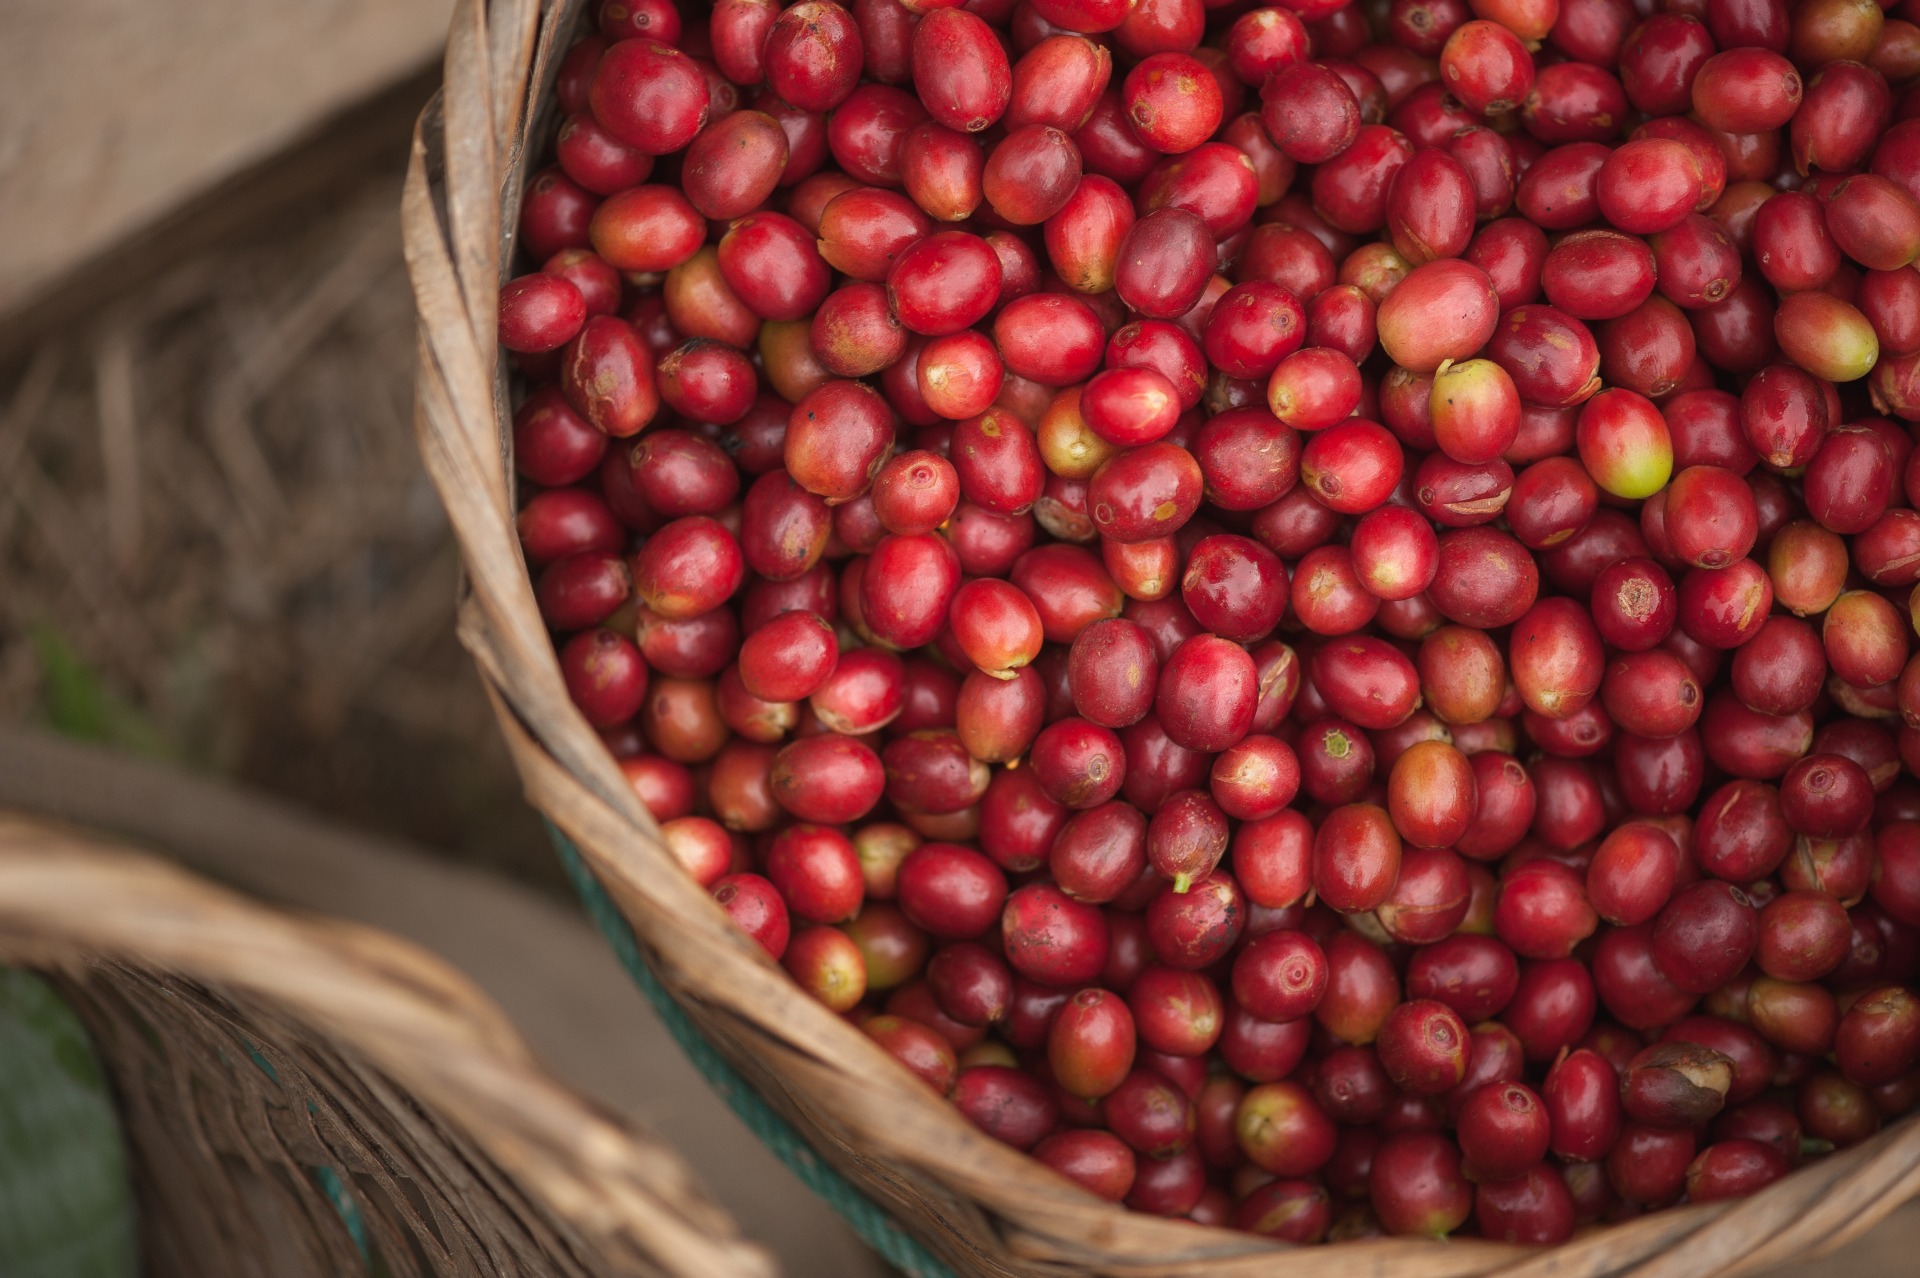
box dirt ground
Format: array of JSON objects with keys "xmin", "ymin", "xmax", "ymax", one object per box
[{"xmin": 0, "ymin": 142, "xmax": 554, "ymax": 890}]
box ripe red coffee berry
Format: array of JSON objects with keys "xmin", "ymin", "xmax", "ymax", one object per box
[
  {"xmin": 502, "ymin": 2, "xmax": 1920, "ymax": 1238},
  {"xmin": 1375, "ymin": 999, "xmax": 1470, "ymax": 1095},
  {"xmin": 1457, "ymin": 1081, "xmax": 1551, "ymax": 1182},
  {"xmin": 1002, "ymin": 882, "xmax": 1110, "ymax": 987},
  {"xmin": 1049, "ymin": 987, "xmax": 1137, "ymax": 1099},
  {"xmin": 1370, "ymin": 1131, "xmax": 1473, "ymax": 1237},
  {"xmin": 589, "ymin": 40, "xmax": 710, "ymax": 156},
  {"xmin": 1232, "ymin": 930, "xmax": 1328, "ymax": 1022},
  {"xmin": 1651, "ymin": 881, "xmax": 1759, "ymax": 995}
]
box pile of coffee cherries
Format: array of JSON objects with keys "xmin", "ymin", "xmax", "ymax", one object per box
[{"xmin": 499, "ymin": 0, "xmax": 1920, "ymax": 1245}]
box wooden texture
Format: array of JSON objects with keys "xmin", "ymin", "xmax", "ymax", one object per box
[
  {"xmin": 0, "ymin": 812, "xmax": 773, "ymax": 1278},
  {"xmin": 0, "ymin": 0, "xmax": 448, "ymax": 324},
  {"xmin": 400, "ymin": 0, "xmax": 1920, "ymax": 1273}
]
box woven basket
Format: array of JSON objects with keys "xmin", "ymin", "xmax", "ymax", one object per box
[
  {"xmin": 0, "ymin": 812, "xmax": 772, "ymax": 1278},
  {"xmin": 400, "ymin": 2, "xmax": 1920, "ymax": 1274}
]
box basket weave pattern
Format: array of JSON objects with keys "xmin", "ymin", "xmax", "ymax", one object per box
[
  {"xmin": 400, "ymin": 2, "xmax": 1920, "ymax": 1273},
  {"xmin": 0, "ymin": 814, "xmax": 769, "ymax": 1278}
]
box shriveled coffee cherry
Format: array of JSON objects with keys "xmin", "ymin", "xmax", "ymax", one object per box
[{"xmin": 1620, "ymin": 1042, "xmax": 1734, "ymax": 1130}]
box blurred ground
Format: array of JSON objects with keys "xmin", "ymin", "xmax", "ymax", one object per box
[{"xmin": 0, "ymin": 148, "xmax": 554, "ymax": 892}]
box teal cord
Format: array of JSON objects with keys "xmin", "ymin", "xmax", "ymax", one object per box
[
  {"xmin": 242, "ymin": 1042, "xmax": 372, "ymax": 1265},
  {"xmin": 549, "ymin": 825, "xmax": 956, "ymax": 1278}
]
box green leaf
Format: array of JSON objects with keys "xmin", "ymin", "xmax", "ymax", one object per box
[
  {"xmin": 31, "ymin": 623, "xmax": 172, "ymax": 759},
  {"xmin": 0, "ymin": 968, "xmax": 138, "ymax": 1278}
]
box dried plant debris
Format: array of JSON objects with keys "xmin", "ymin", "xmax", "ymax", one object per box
[{"xmin": 0, "ymin": 170, "xmax": 548, "ymax": 884}]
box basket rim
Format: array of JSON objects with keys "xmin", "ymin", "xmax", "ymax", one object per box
[
  {"xmin": 0, "ymin": 809, "xmax": 774, "ymax": 1278},
  {"xmin": 398, "ymin": 0, "xmax": 1920, "ymax": 1273}
]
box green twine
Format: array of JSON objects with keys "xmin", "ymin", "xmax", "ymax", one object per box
[{"xmin": 549, "ymin": 825, "xmax": 956, "ymax": 1278}]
